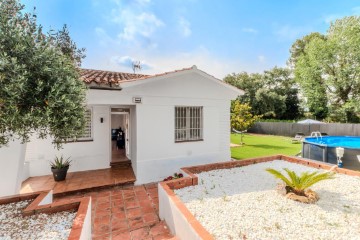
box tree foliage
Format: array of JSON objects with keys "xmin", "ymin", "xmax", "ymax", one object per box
[
  {"xmin": 230, "ymin": 101, "xmax": 261, "ymax": 144},
  {"xmin": 224, "ymin": 67, "xmax": 302, "ymax": 120},
  {"xmin": 0, "ymin": 0, "xmax": 87, "ymax": 148},
  {"xmin": 291, "ymin": 16, "xmax": 360, "ymax": 122}
]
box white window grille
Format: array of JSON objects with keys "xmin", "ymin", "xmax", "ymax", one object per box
[
  {"xmin": 77, "ymin": 109, "xmax": 92, "ymax": 140},
  {"xmin": 175, "ymin": 106, "xmax": 203, "ymax": 142}
]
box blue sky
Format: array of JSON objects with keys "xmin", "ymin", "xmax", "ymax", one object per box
[{"xmin": 22, "ymin": 0, "xmax": 360, "ymax": 78}]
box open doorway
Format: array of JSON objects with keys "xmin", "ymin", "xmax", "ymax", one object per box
[{"xmin": 111, "ymin": 108, "xmax": 130, "ymax": 165}]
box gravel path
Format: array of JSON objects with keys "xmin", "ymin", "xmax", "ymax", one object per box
[
  {"xmin": 0, "ymin": 200, "xmax": 76, "ymax": 240},
  {"xmin": 175, "ymin": 160, "xmax": 360, "ymax": 240}
]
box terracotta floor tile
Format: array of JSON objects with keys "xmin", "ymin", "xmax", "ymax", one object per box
[
  {"xmin": 94, "ymin": 215, "xmax": 111, "ymax": 225},
  {"xmin": 128, "ymin": 216, "xmax": 145, "ymax": 230},
  {"xmin": 98, "ymin": 201, "xmax": 111, "ymax": 211},
  {"xmin": 112, "ymin": 193, "xmax": 123, "ymax": 200},
  {"xmin": 133, "ymin": 185, "xmax": 146, "ymax": 191},
  {"xmin": 112, "ymin": 231, "xmax": 131, "ymax": 240},
  {"xmin": 125, "ymin": 200, "xmax": 140, "ymax": 210},
  {"xmin": 28, "ymin": 180, "xmax": 174, "ymax": 240},
  {"xmin": 111, "ymin": 198, "xmax": 124, "ymax": 207},
  {"xmin": 150, "ymin": 221, "xmax": 170, "ymax": 236},
  {"xmin": 112, "ymin": 205, "xmax": 126, "ymax": 213},
  {"xmin": 138, "ymin": 199, "xmax": 153, "ymax": 207},
  {"xmin": 20, "ymin": 167, "xmax": 136, "ymax": 195},
  {"xmin": 126, "ymin": 208, "xmax": 142, "ymax": 218},
  {"xmin": 152, "ymin": 232, "xmax": 174, "ymax": 240},
  {"xmin": 130, "ymin": 226, "xmax": 150, "ymax": 239},
  {"xmin": 141, "ymin": 206, "xmax": 156, "ymax": 214},
  {"xmin": 112, "ymin": 211, "xmax": 126, "ymax": 220},
  {"xmin": 92, "ymin": 234, "xmax": 110, "ymax": 240},
  {"xmin": 97, "ymin": 196, "xmax": 111, "ymax": 204},
  {"xmin": 143, "ymin": 212, "xmax": 159, "ymax": 224},
  {"xmin": 94, "ymin": 224, "xmax": 111, "ymax": 236},
  {"xmin": 95, "ymin": 209, "xmax": 111, "ymax": 218},
  {"xmin": 111, "ymin": 219, "xmax": 128, "ymax": 232}
]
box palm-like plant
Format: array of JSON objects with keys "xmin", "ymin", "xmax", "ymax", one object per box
[
  {"xmin": 50, "ymin": 156, "xmax": 71, "ymax": 169},
  {"xmin": 266, "ymin": 168, "xmax": 335, "ymax": 196}
]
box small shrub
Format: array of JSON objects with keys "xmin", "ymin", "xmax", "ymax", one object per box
[
  {"xmin": 266, "ymin": 168, "xmax": 335, "ymax": 196},
  {"xmin": 163, "ymin": 172, "xmax": 183, "ymax": 181}
]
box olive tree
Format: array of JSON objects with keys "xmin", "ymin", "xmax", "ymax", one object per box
[{"xmin": 0, "ymin": 0, "xmax": 87, "ymax": 148}]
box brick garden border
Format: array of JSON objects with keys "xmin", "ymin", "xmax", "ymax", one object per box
[
  {"xmin": 0, "ymin": 190, "xmax": 91, "ymax": 240},
  {"xmin": 159, "ymin": 155, "xmax": 360, "ymax": 240}
]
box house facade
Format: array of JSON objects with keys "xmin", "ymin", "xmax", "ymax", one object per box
[{"xmin": 23, "ymin": 66, "xmax": 243, "ymax": 184}]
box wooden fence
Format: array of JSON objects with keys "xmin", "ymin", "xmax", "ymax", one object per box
[{"xmin": 248, "ymin": 122, "xmax": 360, "ymax": 137}]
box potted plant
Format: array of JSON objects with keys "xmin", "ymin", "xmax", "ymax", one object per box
[{"xmin": 50, "ymin": 156, "xmax": 71, "ymax": 181}]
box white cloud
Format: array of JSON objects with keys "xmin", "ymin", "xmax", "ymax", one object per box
[
  {"xmin": 258, "ymin": 55, "xmax": 265, "ymax": 63},
  {"xmin": 274, "ymin": 25, "xmax": 309, "ymax": 40},
  {"xmin": 136, "ymin": 0, "xmax": 151, "ymax": 5},
  {"xmin": 178, "ymin": 17, "xmax": 191, "ymax": 37},
  {"xmin": 103, "ymin": 0, "xmax": 164, "ymax": 49},
  {"xmin": 322, "ymin": 7, "xmax": 360, "ymax": 25},
  {"xmin": 242, "ymin": 28, "xmax": 258, "ymax": 34},
  {"xmin": 113, "ymin": 10, "xmax": 164, "ymax": 41},
  {"xmin": 83, "ymin": 45, "xmax": 267, "ymax": 79},
  {"xmin": 111, "ymin": 55, "xmax": 153, "ymax": 70},
  {"xmin": 324, "ymin": 14, "xmax": 342, "ymax": 24},
  {"xmin": 95, "ymin": 27, "xmax": 118, "ymax": 46}
]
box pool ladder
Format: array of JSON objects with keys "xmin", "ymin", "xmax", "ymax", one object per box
[{"xmin": 311, "ymin": 131, "xmax": 323, "ymax": 141}]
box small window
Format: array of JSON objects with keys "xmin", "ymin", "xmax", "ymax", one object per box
[
  {"xmin": 175, "ymin": 106, "xmax": 203, "ymax": 142},
  {"xmin": 77, "ymin": 109, "xmax": 93, "ymax": 140}
]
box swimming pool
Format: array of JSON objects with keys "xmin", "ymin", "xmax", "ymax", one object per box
[{"xmin": 302, "ymin": 136, "xmax": 360, "ymax": 170}]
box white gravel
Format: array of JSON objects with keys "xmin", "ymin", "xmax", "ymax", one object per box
[
  {"xmin": 175, "ymin": 160, "xmax": 360, "ymax": 240},
  {"xmin": 0, "ymin": 200, "xmax": 76, "ymax": 240}
]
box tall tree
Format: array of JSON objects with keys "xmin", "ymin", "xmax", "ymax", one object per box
[
  {"xmin": 224, "ymin": 67, "xmax": 301, "ymax": 120},
  {"xmin": 288, "ymin": 32, "xmax": 326, "ymax": 68},
  {"xmin": 0, "ymin": 0, "xmax": 87, "ymax": 148},
  {"xmin": 292, "ymin": 16, "xmax": 360, "ymax": 122}
]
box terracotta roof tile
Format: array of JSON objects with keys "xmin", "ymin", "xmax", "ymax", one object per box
[
  {"xmin": 80, "ymin": 69, "xmax": 148, "ymax": 85},
  {"xmin": 80, "ymin": 66, "xmax": 196, "ymax": 86},
  {"xmin": 118, "ymin": 66, "xmax": 194, "ymax": 83}
]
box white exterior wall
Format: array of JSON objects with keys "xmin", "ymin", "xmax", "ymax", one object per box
[
  {"xmin": 23, "ymin": 69, "xmax": 239, "ymax": 184},
  {"xmin": 134, "ymin": 100, "xmax": 230, "ymax": 184},
  {"xmin": 25, "ymin": 106, "xmax": 111, "ymax": 177},
  {"xmin": 122, "ymin": 72, "xmax": 234, "ymax": 184},
  {"xmin": 0, "ymin": 140, "xmax": 26, "ymax": 197}
]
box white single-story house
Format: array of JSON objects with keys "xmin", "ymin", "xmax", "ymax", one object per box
[{"xmin": 1, "ymin": 65, "xmax": 243, "ymax": 196}]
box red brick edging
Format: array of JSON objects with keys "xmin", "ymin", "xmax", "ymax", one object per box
[{"xmin": 0, "ymin": 191, "xmax": 91, "ymax": 240}]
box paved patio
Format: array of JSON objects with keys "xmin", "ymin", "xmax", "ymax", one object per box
[
  {"xmin": 55, "ymin": 183, "xmax": 174, "ymax": 240},
  {"xmin": 20, "ymin": 167, "xmax": 136, "ymax": 196}
]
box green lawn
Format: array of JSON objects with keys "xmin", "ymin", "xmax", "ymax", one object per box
[{"xmin": 231, "ymin": 133, "xmax": 302, "ymax": 160}]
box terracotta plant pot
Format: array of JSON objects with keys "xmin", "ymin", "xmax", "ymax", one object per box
[{"xmin": 51, "ymin": 166, "xmax": 69, "ymax": 181}]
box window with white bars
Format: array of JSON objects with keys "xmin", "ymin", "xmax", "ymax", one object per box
[
  {"xmin": 77, "ymin": 109, "xmax": 92, "ymax": 140},
  {"xmin": 175, "ymin": 106, "xmax": 203, "ymax": 142}
]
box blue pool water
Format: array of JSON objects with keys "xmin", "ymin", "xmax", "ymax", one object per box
[{"xmin": 304, "ymin": 136, "xmax": 360, "ymax": 149}]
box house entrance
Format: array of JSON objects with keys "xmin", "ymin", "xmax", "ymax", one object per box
[{"xmin": 110, "ymin": 108, "xmax": 130, "ymax": 165}]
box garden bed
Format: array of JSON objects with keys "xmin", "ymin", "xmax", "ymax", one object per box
[
  {"xmin": 0, "ymin": 199, "xmax": 76, "ymax": 239},
  {"xmin": 174, "ymin": 160, "xmax": 360, "ymax": 239},
  {"xmin": 0, "ymin": 191, "xmax": 92, "ymax": 240}
]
